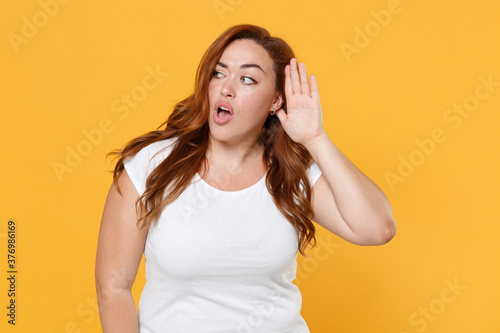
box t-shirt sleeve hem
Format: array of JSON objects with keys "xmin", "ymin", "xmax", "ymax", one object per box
[
  {"xmin": 307, "ymin": 159, "xmax": 323, "ymax": 187},
  {"xmin": 123, "ymin": 156, "xmax": 146, "ymax": 196}
]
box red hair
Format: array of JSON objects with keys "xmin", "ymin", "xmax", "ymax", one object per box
[{"xmin": 108, "ymin": 24, "xmax": 317, "ymax": 255}]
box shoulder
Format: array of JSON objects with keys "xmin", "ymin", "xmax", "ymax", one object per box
[
  {"xmin": 126, "ymin": 136, "xmax": 179, "ymax": 169},
  {"xmin": 123, "ymin": 136, "xmax": 179, "ymax": 196}
]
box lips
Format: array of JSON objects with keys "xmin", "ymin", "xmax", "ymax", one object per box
[
  {"xmin": 213, "ymin": 101, "xmax": 234, "ymax": 125},
  {"xmin": 214, "ymin": 101, "xmax": 234, "ymax": 115}
]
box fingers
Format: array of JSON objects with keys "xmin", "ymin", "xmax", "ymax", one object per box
[
  {"xmin": 284, "ymin": 64, "xmax": 293, "ymax": 98},
  {"xmin": 299, "ymin": 62, "xmax": 311, "ymax": 97},
  {"xmin": 310, "ymin": 74, "xmax": 319, "ymax": 102},
  {"xmin": 289, "ymin": 58, "xmax": 301, "ymax": 95},
  {"xmin": 287, "ymin": 58, "xmax": 311, "ymax": 97}
]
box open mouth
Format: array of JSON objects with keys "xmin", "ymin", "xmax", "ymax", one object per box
[
  {"xmin": 214, "ymin": 102, "xmax": 234, "ymax": 125},
  {"xmin": 217, "ymin": 106, "xmax": 232, "ymax": 118}
]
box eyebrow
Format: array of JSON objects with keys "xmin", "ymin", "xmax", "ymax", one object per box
[{"xmin": 216, "ymin": 61, "xmax": 266, "ymax": 76}]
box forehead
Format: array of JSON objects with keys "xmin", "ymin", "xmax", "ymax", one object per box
[{"xmin": 218, "ymin": 39, "xmax": 273, "ymax": 70}]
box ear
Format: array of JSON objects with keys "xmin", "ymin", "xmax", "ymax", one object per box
[{"xmin": 271, "ymin": 91, "xmax": 283, "ymax": 111}]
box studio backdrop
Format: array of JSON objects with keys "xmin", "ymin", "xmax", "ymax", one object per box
[{"xmin": 1, "ymin": 0, "xmax": 499, "ymax": 332}]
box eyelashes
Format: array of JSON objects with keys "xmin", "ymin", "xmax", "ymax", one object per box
[{"xmin": 212, "ymin": 70, "xmax": 256, "ymax": 84}]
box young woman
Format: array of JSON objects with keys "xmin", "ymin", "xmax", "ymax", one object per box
[{"xmin": 95, "ymin": 24, "xmax": 396, "ymax": 333}]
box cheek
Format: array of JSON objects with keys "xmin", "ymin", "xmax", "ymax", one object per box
[
  {"xmin": 208, "ymin": 81, "xmax": 216, "ymax": 98},
  {"xmin": 245, "ymin": 89, "xmax": 275, "ymax": 110}
]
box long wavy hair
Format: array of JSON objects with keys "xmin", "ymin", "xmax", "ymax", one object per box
[{"xmin": 108, "ymin": 24, "xmax": 317, "ymax": 255}]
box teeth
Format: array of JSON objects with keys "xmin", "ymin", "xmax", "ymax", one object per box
[{"xmin": 219, "ymin": 106, "xmax": 230, "ymax": 111}]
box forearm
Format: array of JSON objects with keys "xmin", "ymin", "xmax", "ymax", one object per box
[
  {"xmin": 97, "ymin": 288, "xmax": 139, "ymax": 333},
  {"xmin": 304, "ymin": 129, "xmax": 396, "ymax": 238}
]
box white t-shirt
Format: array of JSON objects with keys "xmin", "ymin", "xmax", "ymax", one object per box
[{"xmin": 124, "ymin": 136, "xmax": 323, "ymax": 333}]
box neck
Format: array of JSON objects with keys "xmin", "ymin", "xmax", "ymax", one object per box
[{"xmin": 205, "ymin": 133, "xmax": 265, "ymax": 174}]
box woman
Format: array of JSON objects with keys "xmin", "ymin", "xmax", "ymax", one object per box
[{"xmin": 95, "ymin": 24, "xmax": 396, "ymax": 332}]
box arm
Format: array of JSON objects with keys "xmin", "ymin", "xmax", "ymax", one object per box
[
  {"xmin": 95, "ymin": 170, "xmax": 149, "ymax": 332},
  {"xmin": 305, "ymin": 129, "xmax": 397, "ymax": 245},
  {"xmin": 275, "ymin": 58, "xmax": 396, "ymax": 245}
]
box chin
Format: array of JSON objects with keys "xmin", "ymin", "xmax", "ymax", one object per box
[{"xmin": 207, "ymin": 123, "xmax": 232, "ymax": 142}]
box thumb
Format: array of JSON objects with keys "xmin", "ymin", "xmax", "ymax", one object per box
[{"xmin": 274, "ymin": 107, "xmax": 286, "ymax": 124}]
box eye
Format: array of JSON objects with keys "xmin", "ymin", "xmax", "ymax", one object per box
[
  {"xmin": 212, "ymin": 70, "xmax": 256, "ymax": 85},
  {"xmin": 241, "ymin": 76, "xmax": 256, "ymax": 85}
]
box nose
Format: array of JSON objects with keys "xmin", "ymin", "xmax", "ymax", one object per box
[
  {"xmin": 221, "ymin": 88, "xmax": 232, "ymax": 97},
  {"xmin": 220, "ymin": 79, "xmax": 235, "ymax": 98}
]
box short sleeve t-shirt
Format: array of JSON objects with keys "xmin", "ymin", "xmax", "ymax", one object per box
[{"xmin": 124, "ymin": 136, "xmax": 323, "ymax": 333}]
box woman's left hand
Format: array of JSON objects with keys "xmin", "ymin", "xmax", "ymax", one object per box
[{"xmin": 275, "ymin": 58, "xmax": 325, "ymax": 147}]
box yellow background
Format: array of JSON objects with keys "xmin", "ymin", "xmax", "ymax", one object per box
[{"xmin": 1, "ymin": 0, "xmax": 499, "ymax": 332}]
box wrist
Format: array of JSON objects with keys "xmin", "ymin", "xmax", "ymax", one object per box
[{"xmin": 303, "ymin": 127, "xmax": 329, "ymax": 153}]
